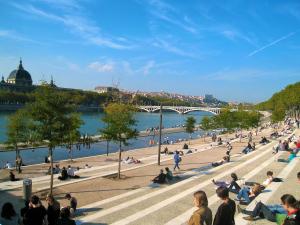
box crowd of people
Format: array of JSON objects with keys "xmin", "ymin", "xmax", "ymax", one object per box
[{"xmin": 0, "ymin": 193, "xmax": 77, "ymax": 225}]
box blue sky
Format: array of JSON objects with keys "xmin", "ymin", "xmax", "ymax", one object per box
[{"xmin": 0, "ymin": 0, "xmax": 299, "ymax": 102}]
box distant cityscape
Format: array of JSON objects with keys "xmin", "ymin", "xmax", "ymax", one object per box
[{"xmin": 94, "ymin": 86, "xmax": 234, "ymax": 107}]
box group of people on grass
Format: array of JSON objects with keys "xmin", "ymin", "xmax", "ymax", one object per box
[{"xmin": 0, "ymin": 193, "xmax": 77, "ymax": 225}]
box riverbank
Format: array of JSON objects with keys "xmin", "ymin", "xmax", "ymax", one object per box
[{"xmin": 0, "ymin": 126, "xmax": 192, "ymax": 151}]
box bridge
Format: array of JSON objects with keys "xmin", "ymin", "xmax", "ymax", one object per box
[{"xmin": 137, "ymin": 105, "xmax": 221, "ymax": 115}]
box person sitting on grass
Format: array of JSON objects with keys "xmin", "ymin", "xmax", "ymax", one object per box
[
  {"xmin": 58, "ymin": 167, "xmax": 68, "ymax": 180},
  {"xmin": 152, "ymin": 169, "xmax": 166, "ymax": 184},
  {"xmin": 188, "ymin": 190, "xmax": 212, "ymax": 225},
  {"xmin": 212, "ymin": 173, "xmax": 241, "ymax": 194},
  {"xmin": 235, "ymin": 183, "xmax": 262, "ymax": 204},
  {"xmin": 213, "ymin": 187, "xmax": 236, "ymax": 225},
  {"xmin": 240, "ymin": 194, "xmax": 300, "ymax": 224}
]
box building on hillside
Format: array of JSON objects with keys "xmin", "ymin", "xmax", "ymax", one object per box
[
  {"xmin": 94, "ymin": 86, "xmax": 119, "ymax": 94},
  {"xmin": 0, "ymin": 59, "xmax": 35, "ymax": 92}
]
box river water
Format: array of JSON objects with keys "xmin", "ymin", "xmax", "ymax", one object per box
[{"xmin": 0, "ymin": 111, "xmax": 213, "ymax": 166}]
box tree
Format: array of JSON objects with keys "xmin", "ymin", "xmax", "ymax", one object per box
[
  {"xmin": 185, "ymin": 116, "xmax": 196, "ymax": 140},
  {"xmin": 100, "ymin": 103, "xmax": 138, "ymax": 179},
  {"xmin": 64, "ymin": 113, "xmax": 83, "ymax": 161},
  {"xmin": 200, "ymin": 116, "xmax": 212, "ymax": 142},
  {"xmin": 25, "ymin": 86, "xmax": 80, "ymax": 194},
  {"xmin": 6, "ymin": 109, "xmax": 30, "ymax": 173}
]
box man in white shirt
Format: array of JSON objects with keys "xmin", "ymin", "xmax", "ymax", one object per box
[
  {"xmin": 67, "ymin": 165, "xmax": 75, "ymax": 177},
  {"xmin": 5, "ymin": 161, "xmax": 13, "ymax": 169}
]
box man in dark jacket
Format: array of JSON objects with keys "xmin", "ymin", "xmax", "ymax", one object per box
[
  {"xmin": 23, "ymin": 195, "xmax": 47, "ymax": 225},
  {"xmin": 213, "ymin": 187, "xmax": 236, "ymax": 225}
]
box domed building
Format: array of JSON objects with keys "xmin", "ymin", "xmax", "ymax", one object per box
[
  {"xmin": 7, "ymin": 59, "xmax": 32, "ymax": 86},
  {"xmin": 0, "ymin": 59, "xmax": 35, "ymax": 92}
]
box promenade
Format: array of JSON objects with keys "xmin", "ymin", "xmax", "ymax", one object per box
[{"xmin": 0, "ymin": 127, "xmax": 299, "ymax": 225}]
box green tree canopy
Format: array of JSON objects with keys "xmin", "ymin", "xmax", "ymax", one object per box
[
  {"xmin": 185, "ymin": 116, "xmax": 196, "ymax": 138},
  {"xmin": 25, "ymin": 86, "xmax": 83, "ymax": 194},
  {"xmin": 257, "ymin": 82, "xmax": 300, "ymax": 122},
  {"xmin": 100, "ymin": 103, "xmax": 138, "ymax": 178}
]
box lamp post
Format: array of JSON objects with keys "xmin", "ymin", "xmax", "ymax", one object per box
[{"xmin": 158, "ymin": 103, "xmax": 163, "ymax": 165}]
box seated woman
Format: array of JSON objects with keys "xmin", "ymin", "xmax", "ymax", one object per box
[
  {"xmin": 211, "ymin": 156, "xmax": 229, "ymax": 167},
  {"xmin": 235, "ymin": 183, "xmax": 262, "ymax": 204},
  {"xmin": 165, "ymin": 167, "xmax": 174, "ymax": 181},
  {"xmin": 259, "ymin": 137, "xmax": 270, "ymax": 144},
  {"xmin": 9, "ymin": 171, "xmax": 18, "ymax": 181},
  {"xmin": 246, "ymin": 171, "xmax": 275, "ymax": 190},
  {"xmin": 240, "ymin": 194, "xmax": 300, "ymax": 224},
  {"xmin": 152, "ymin": 169, "xmax": 166, "ymax": 184},
  {"xmin": 242, "ymin": 142, "xmax": 253, "ymax": 154},
  {"xmin": 278, "ymin": 151, "xmax": 297, "ymax": 163},
  {"xmin": 58, "ymin": 167, "xmax": 68, "ymax": 180},
  {"xmin": 132, "ymin": 157, "xmax": 141, "ymax": 164},
  {"xmin": 212, "ymin": 173, "xmax": 241, "ymax": 194}
]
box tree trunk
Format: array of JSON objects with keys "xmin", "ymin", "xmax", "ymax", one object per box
[
  {"xmin": 118, "ymin": 142, "xmax": 122, "ymax": 179},
  {"xmin": 106, "ymin": 141, "xmax": 109, "ymax": 156},
  {"xmin": 49, "ymin": 147, "xmax": 54, "ymax": 195}
]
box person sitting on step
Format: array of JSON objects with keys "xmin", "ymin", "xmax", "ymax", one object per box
[
  {"xmin": 240, "ymin": 194, "xmax": 300, "ymax": 224},
  {"xmin": 58, "ymin": 167, "xmax": 68, "ymax": 180},
  {"xmin": 188, "ymin": 190, "xmax": 212, "ymax": 225},
  {"xmin": 235, "ymin": 183, "xmax": 262, "ymax": 204},
  {"xmin": 212, "ymin": 173, "xmax": 241, "ymax": 194},
  {"xmin": 152, "ymin": 169, "xmax": 166, "ymax": 184},
  {"xmin": 67, "ymin": 165, "xmax": 80, "ymax": 179}
]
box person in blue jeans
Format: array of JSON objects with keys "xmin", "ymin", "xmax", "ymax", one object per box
[
  {"xmin": 241, "ymin": 194, "xmax": 300, "ymax": 223},
  {"xmin": 236, "ymin": 184, "xmax": 261, "ymax": 204},
  {"xmin": 173, "ymin": 151, "xmax": 181, "ymax": 171}
]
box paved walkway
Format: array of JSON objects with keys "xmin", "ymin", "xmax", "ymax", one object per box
[
  {"xmin": 2, "ymin": 127, "xmax": 298, "ymax": 225},
  {"xmin": 73, "ymin": 129, "xmax": 299, "ymax": 225}
]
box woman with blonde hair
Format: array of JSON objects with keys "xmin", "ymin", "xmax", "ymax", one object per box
[{"xmin": 188, "ymin": 190, "xmax": 212, "ymax": 225}]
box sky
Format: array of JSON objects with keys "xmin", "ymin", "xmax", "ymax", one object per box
[{"xmin": 0, "ymin": 0, "xmax": 299, "ymax": 103}]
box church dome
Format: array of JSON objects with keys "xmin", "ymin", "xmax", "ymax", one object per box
[{"xmin": 7, "ymin": 59, "xmax": 32, "ymax": 86}]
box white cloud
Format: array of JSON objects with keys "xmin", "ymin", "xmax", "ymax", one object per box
[
  {"xmin": 88, "ymin": 61, "xmax": 114, "ymax": 73},
  {"xmin": 146, "ymin": 0, "xmax": 198, "ymax": 34},
  {"xmin": 248, "ymin": 32, "xmax": 296, "ymax": 57},
  {"xmin": 141, "ymin": 60, "xmax": 155, "ymax": 75},
  {"xmin": 221, "ymin": 29, "xmax": 257, "ymax": 46},
  {"xmin": 12, "ymin": 3, "xmax": 133, "ymax": 50},
  {"xmin": 152, "ymin": 38, "xmax": 197, "ymax": 58}
]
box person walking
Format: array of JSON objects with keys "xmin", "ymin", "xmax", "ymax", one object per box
[{"xmin": 173, "ymin": 151, "xmax": 181, "ymax": 171}]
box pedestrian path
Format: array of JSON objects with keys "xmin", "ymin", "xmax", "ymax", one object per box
[
  {"xmin": 0, "ymin": 138, "xmax": 227, "ymax": 192},
  {"xmin": 77, "ymin": 135, "xmax": 283, "ymax": 224},
  {"xmin": 75, "ymin": 130, "xmax": 298, "ymax": 225}
]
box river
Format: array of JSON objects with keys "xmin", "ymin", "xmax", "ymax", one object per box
[{"xmin": 0, "ymin": 111, "xmax": 213, "ymax": 166}]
